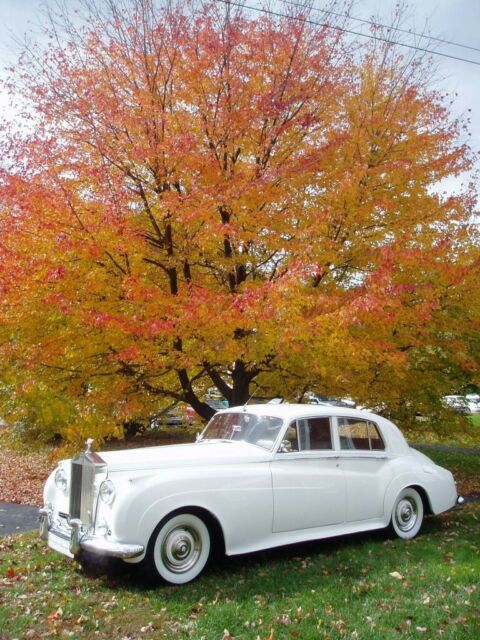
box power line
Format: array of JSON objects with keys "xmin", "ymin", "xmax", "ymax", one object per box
[
  {"xmin": 284, "ymin": 0, "xmax": 480, "ymax": 55},
  {"xmin": 214, "ymin": 0, "xmax": 480, "ymax": 68}
]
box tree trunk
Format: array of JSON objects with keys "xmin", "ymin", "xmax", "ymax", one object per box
[{"xmin": 230, "ymin": 360, "xmax": 257, "ymax": 407}]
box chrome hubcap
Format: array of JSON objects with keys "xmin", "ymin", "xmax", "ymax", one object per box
[
  {"xmin": 395, "ymin": 498, "xmax": 417, "ymax": 532},
  {"xmin": 161, "ymin": 526, "xmax": 201, "ymax": 574}
]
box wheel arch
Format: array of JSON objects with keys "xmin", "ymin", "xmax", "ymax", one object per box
[
  {"xmin": 147, "ymin": 505, "xmax": 226, "ymax": 557},
  {"xmin": 409, "ymin": 484, "xmax": 433, "ymax": 516},
  {"xmin": 384, "ymin": 476, "xmax": 433, "ymax": 522}
]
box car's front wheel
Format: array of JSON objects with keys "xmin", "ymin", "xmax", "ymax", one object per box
[
  {"xmin": 390, "ymin": 487, "xmax": 424, "ymax": 539},
  {"xmin": 146, "ymin": 512, "xmax": 211, "ymax": 584}
]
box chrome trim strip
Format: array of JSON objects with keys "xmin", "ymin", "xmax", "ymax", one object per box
[
  {"xmin": 338, "ymin": 454, "xmax": 389, "ymax": 460},
  {"xmin": 273, "ymin": 452, "xmax": 340, "ymax": 461},
  {"xmin": 273, "ymin": 453, "xmax": 389, "ymax": 461}
]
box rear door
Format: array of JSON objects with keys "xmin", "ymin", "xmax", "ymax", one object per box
[{"xmin": 335, "ymin": 417, "xmax": 392, "ymax": 522}]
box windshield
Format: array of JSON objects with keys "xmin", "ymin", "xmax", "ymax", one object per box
[{"xmin": 199, "ymin": 412, "xmax": 284, "ymax": 451}]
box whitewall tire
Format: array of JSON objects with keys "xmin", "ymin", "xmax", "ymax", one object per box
[
  {"xmin": 148, "ymin": 512, "xmax": 211, "ymax": 585},
  {"xmin": 390, "ymin": 487, "xmax": 424, "ymax": 539}
]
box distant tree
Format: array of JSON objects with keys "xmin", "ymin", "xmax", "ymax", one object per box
[{"xmin": 0, "ymin": 0, "xmax": 478, "ymax": 445}]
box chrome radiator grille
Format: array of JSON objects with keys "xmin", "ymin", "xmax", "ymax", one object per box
[
  {"xmin": 69, "ymin": 447, "xmax": 106, "ymax": 525},
  {"xmin": 69, "ymin": 459, "xmax": 83, "ymax": 519}
]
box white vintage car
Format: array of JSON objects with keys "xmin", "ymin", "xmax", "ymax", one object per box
[{"xmin": 39, "ymin": 405, "xmax": 463, "ymax": 584}]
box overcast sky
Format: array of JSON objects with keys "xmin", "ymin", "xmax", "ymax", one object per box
[
  {"xmin": 1, "ymin": 0, "xmax": 479, "ymax": 187},
  {"xmin": 352, "ymin": 0, "xmax": 480, "ymax": 153}
]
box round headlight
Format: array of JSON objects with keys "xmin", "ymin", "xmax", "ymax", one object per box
[
  {"xmin": 99, "ymin": 479, "xmax": 116, "ymax": 505},
  {"xmin": 54, "ymin": 468, "xmax": 68, "ymax": 493}
]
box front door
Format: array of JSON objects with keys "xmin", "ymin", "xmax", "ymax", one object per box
[{"xmin": 271, "ymin": 417, "xmax": 346, "ymax": 533}]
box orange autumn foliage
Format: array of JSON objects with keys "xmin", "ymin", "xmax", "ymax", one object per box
[{"xmin": 0, "ymin": 0, "xmax": 478, "ymax": 445}]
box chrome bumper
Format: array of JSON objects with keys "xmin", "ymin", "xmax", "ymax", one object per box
[
  {"xmin": 39, "ymin": 507, "xmax": 144, "ymax": 559},
  {"xmin": 449, "ymin": 495, "xmax": 465, "ymax": 511}
]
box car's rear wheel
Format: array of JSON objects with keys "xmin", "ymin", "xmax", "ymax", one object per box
[
  {"xmin": 147, "ymin": 512, "xmax": 211, "ymax": 584},
  {"xmin": 390, "ymin": 487, "xmax": 424, "ymax": 539}
]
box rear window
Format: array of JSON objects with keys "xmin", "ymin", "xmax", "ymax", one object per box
[{"xmin": 338, "ymin": 418, "xmax": 385, "ymax": 451}]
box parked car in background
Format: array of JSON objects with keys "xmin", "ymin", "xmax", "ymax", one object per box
[
  {"xmin": 465, "ymin": 394, "xmax": 480, "ymax": 414},
  {"xmin": 206, "ymin": 398, "xmax": 229, "ymax": 412},
  {"xmin": 151, "ymin": 404, "xmax": 197, "ymax": 427},
  {"xmin": 40, "ymin": 405, "xmax": 462, "ymax": 585},
  {"xmin": 306, "ymin": 393, "xmax": 356, "ymax": 408},
  {"xmin": 442, "ymin": 395, "xmax": 472, "ymax": 415}
]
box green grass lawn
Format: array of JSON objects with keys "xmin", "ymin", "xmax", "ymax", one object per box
[
  {"xmin": 419, "ymin": 448, "xmax": 480, "ymax": 477},
  {"xmin": 1, "ymin": 503, "xmax": 479, "ymax": 640},
  {"xmin": 470, "ymin": 414, "xmax": 480, "ymax": 428},
  {"xmin": 413, "ymin": 448, "xmax": 480, "ymax": 495}
]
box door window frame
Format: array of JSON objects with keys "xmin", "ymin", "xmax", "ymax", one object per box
[
  {"xmin": 275, "ymin": 416, "xmax": 337, "ymax": 457},
  {"xmin": 332, "ymin": 416, "xmax": 387, "ymax": 457}
]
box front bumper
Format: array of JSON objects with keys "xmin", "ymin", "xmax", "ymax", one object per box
[{"xmin": 39, "ymin": 507, "xmax": 144, "ymax": 560}]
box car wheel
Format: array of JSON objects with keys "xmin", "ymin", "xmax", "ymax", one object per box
[
  {"xmin": 147, "ymin": 512, "xmax": 211, "ymax": 584},
  {"xmin": 390, "ymin": 487, "xmax": 424, "ymax": 539}
]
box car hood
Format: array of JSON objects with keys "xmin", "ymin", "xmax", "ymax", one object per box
[{"xmin": 97, "ymin": 440, "xmax": 271, "ymax": 472}]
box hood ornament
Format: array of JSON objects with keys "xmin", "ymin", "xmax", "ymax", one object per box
[{"xmin": 85, "ymin": 438, "xmax": 94, "ymax": 454}]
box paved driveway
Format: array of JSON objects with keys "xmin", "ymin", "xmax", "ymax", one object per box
[{"xmin": 0, "ymin": 502, "xmax": 39, "ymax": 536}]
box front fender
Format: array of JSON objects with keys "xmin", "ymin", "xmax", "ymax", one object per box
[{"xmin": 107, "ymin": 462, "xmax": 273, "ymax": 557}]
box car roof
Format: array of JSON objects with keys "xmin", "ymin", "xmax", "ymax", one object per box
[
  {"xmin": 217, "ymin": 403, "xmax": 376, "ymax": 420},
  {"xmin": 214, "ymin": 404, "xmax": 409, "ymax": 454}
]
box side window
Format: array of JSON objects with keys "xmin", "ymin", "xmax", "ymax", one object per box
[
  {"xmin": 368, "ymin": 422, "xmax": 385, "ymax": 451},
  {"xmin": 338, "ymin": 418, "xmax": 385, "ymax": 451},
  {"xmin": 338, "ymin": 418, "xmax": 369, "ymax": 450},
  {"xmin": 280, "ymin": 418, "xmax": 332, "ymax": 452},
  {"xmin": 302, "ymin": 417, "xmax": 332, "ymax": 450},
  {"xmin": 281, "ymin": 422, "xmax": 299, "ymax": 452}
]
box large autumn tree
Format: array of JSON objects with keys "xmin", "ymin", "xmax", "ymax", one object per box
[{"xmin": 0, "ymin": 0, "xmax": 478, "ymax": 445}]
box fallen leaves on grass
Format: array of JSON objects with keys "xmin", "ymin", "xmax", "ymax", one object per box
[
  {"xmin": 0, "ymin": 432, "xmax": 191, "ymax": 507},
  {"xmin": 0, "ymin": 442, "xmax": 53, "ymax": 505},
  {"xmin": 454, "ymin": 473, "xmax": 480, "ymax": 496},
  {"xmin": 389, "ymin": 571, "xmax": 404, "ymax": 580}
]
